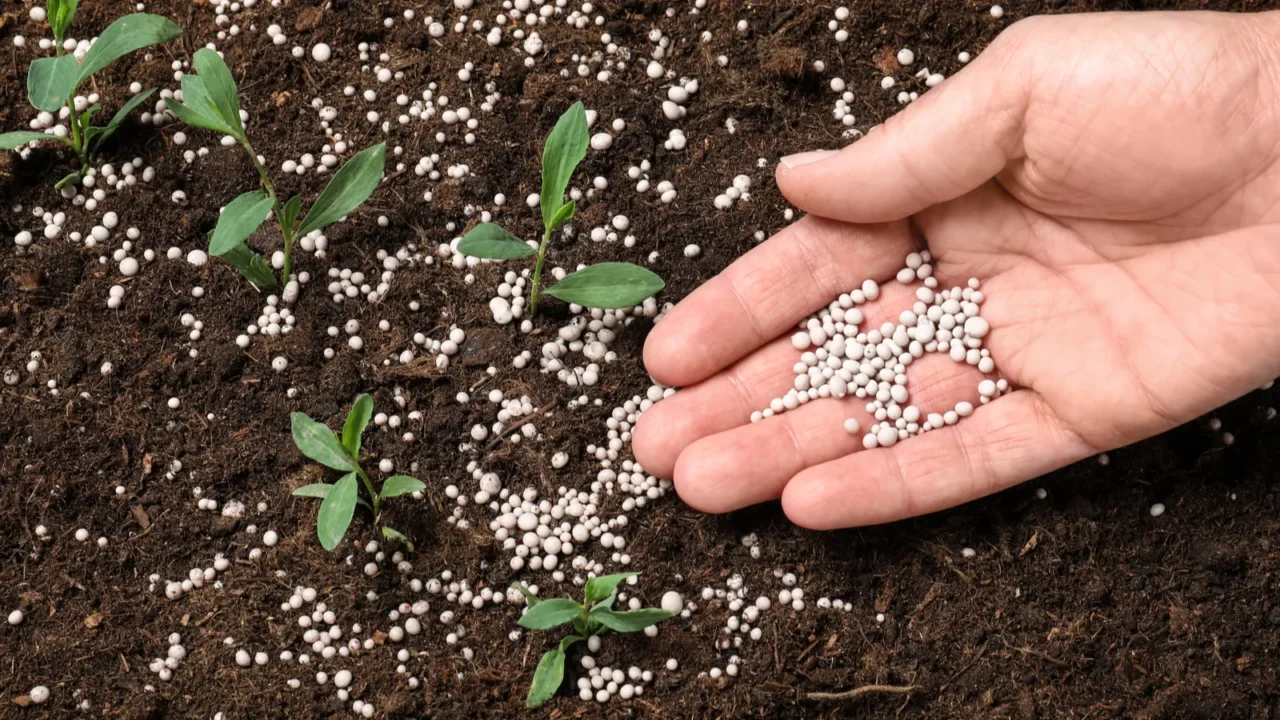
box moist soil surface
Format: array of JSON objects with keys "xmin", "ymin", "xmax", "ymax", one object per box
[{"xmin": 2, "ymin": 0, "xmax": 1279, "ymax": 718}]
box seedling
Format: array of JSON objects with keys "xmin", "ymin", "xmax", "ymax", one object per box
[
  {"xmin": 290, "ymin": 394, "xmax": 424, "ymax": 550},
  {"xmin": 168, "ymin": 48, "xmax": 385, "ymax": 290},
  {"xmin": 512, "ymin": 572, "xmax": 673, "ymax": 708},
  {"xmin": 0, "ymin": 7, "xmax": 182, "ymax": 188},
  {"xmin": 457, "ymin": 101, "xmax": 664, "ymax": 314}
]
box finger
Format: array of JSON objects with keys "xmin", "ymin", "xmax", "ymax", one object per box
[
  {"xmin": 633, "ymin": 338, "xmax": 796, "ymax": 479},
  {"xmin": 674, "ymin": 352, "xmax": 987, "ymax": 514},
  {"xmin": 644, "ymin": 215, "xmax": 916, "ymax": 388},
  {"xmin": 775, "ymin": 29, "xmax": 1030, "ymax": 224},
  {"xmin": 780, "ymin": 390, "xmax": 1094, "ymax": 529},
  {"xmin": 635, "ymin": 283, "xmax": 923, "ymax": 479}
]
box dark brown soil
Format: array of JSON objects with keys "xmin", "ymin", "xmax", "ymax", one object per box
[{"xmin": 3, "ymin": 0, "xmax": 1279, "ymax": 718}]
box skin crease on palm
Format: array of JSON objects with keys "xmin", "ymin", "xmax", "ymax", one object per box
[{"xmin": 632, "ymin": 11, "xmax": 1280, "ymax": 530}]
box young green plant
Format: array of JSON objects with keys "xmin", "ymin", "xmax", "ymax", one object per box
[
  {"xmin": 457, "ymin": 101, "xmax": 664, "ymax": 314},
  {"xmin": 0, "ymin": 7, "xmax": 181, "ymax": 188},
  {"xmin": 290, "ymin": 394, "xmax": 425, "ymax": 551},
  {"xmin": 512, "ymin": 572, "xmax": 673, "ymax": 708},
  {"xmin": 167, "ymin": 48, "xmax": 385, "ymax": 290}
]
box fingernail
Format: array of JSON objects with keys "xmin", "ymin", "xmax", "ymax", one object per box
[{"xmin": 779, "ymin": 149, "xmax": 838, "ymax": 169}]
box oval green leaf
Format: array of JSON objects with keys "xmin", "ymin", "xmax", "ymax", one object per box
[
  {"xmin": 292, "ymin": 483, "xmax": 332, "ymax": 499},
  {"xmin": 379, "ymin": 475, "xmax": 425, "ymax": 500},
  {"xmin": 0, "ymin": 131, "xmax": 61, "ymax": 150},
  {"xmin": 191, "ymin": 47, "xmax": 243, "ymax": 137},
  {"xmin": 517, "ymin": 598, "xmax": 583, "ymax": 630},
  {"xmin": 77, "ymin": 13, "xmax": 181, "ymax": 85},
  {"xmin": 583, "ymin": 571, "xmax": 637, "ymax": 605},
  {"xmin": 220, "ymin": 244, "xmax": 278, "ymax": 289},
  {"xmin": 380, "ymin": 525, "xmax": 413, "ymax": 551},
  {"xmin": 171, "ymin": 75, "xmax": 237, "ymax": 136},
  {"xmin": 210, "ymin": 191, "xmax": 273, "ymax": 256},
  {"xmin": 290, "ymin": 412, "xmax": 355, "ymax": 472},
  {"xmin": 297, "ymin": 143, "xmax": 386, "ymax": 237},
  {"xmin": 543, "ymin": 262, "xmax": 664, "ymax": 309},
  {"xmin": 526, "ymin": 648, "xmax": 567, "ymax": 709},
  {"xmin": 316, "ymin": 472, "xmax": 358, "ymax": 550},
  {"xmin": 282, "ymin": 195, "xmax": 302, "ymax": 233},
  {"xmin": 28, "ymin": 54, "xmax": 80, "ymax": 112},
  {"xmin": 548, "ymin": 199, "xmax": 576, "ymax": 230},
  {"xmin": 342, "ymin": 394, "xmax": 373, "ymax": 458},
  {"xmin": 539, "ymin": 101, "xmax": 589, "ymax": 231},
  {"xmin": 457, "ymin": 223, "xmax": 534, "ymax": 260},
  {"xmin": 588, "ymin": 606, "xmax": 674, "ymax": 633}
]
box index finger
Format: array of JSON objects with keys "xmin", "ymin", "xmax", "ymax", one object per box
[{"xmin": 643, "ymin": 215, "xmax": 916, "ymax": 388}]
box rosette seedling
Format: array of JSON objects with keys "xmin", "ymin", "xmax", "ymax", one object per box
[
  {"xmin": 0, "ymin": 6, "xmax": 182, "ymax": 188},
  {"xmin": 290, "ymin": 394, "xmax": 424, "ymax": 550},
  {"xmin": 457, "ymin": 101, "xmax": 664, "ymax": 314},
  {"xmin": 511, "ymin": 572, "xmax": 673, "ymax": 708},
  {"xmin": 169, "ymin": 48, "xmax": 385, "ymax": 290}
]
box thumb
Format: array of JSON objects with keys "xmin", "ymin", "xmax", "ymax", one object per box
[{"xmin": 776, "ymin": 29, "xmax": 1031, "ymax": 224}]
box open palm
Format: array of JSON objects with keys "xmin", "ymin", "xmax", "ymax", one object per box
[{"xmin": 634, "ymin": 11, "xmax": 1280, "ymax": 529}]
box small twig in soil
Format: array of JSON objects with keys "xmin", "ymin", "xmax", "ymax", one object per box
[
  {"xmin": 806, "ymin": 684, "xmax": 917, "ymax": 702},
  {"xmin": 939, "ymin": 639, "xmax": 988, "ymax": 691},
  {"xmin": 1000, "ymin": 638, "xmax": 1068, "ymax": 667},
  {"xmin": 796, "ymin": 635, "xmax": 822, "ymax": 663},
  {"xmin": 485, "ymin": 399, "xmax": 558, "ymax": 450}
]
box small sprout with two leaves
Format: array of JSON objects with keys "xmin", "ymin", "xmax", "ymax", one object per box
[
  {"xmin": 290, "ymin": 394, "xmax": 424, "ymax": 551},
  {"xmin": 0, "ymin": 5, "xmax": 182, "ymax": 188},
  {"xmin": 512, "ymin": 572, "xmax": 673, "ymax": 708},
  {"xmin": 458, "ymin": 101, "xmax": 664, "ymax": 315},
  {"xmin": 169, "ymin": 48, "xmax": 385, "ymax": 291}
]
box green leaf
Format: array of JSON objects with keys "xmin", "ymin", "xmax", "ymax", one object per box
[
  {"xmin": 379, "ymin": 475, "xmax": 425, "ymax": 500},
  {"xmin": 590, "ymin": 592, "xmax": 617, "ymax": 612},
  {"xmin": 54, "ymin": 171, "xmax": 81, "ymax": 189},
  {"xmin": 220, "ymin": 244, "xmax": 278, "ymax": 289},
  {"xmin": 544, "ymin": 262, "xmax": 665, "ymax": 309},
  {"xmin": 89, "ymin": 87, "xmax": 156, "ymax": 154},
  {"xmin": 548, "ymin": 199, "xmax": 576, "ymax": 229},
  {"xmin": 297, "ymin": 143, "xmax": 386, "ymax": 237},
  {"xmin": 342, "ymin": 394, "xmax": 373, "ymax": 458},
  {"xmin": 292, "ymin": 483, "xmax": 332, "ymax": 499},
  {"xmin": 0, "ymin": 131, "xmax": 60, "ymax": 150},
  {"xmin": 281, "ymin": 195, "xmax": 302, "ymax": 233},
  {"xmin": 316, "ymin": 472, "xmax": 358, "ymax": 550},
  {"xmin": 79, "ymin": 103, "xmax": 101, "ymax": 130},
  {"xmin": 510, "ymin": 582, "xmax": 539, "ymax": 608},
  {"xmin": 290, "ymin": 412, "xmax": 356, "ymax": 472},
  {"xmin": 517, "ymin": 598, "xmax": 583, "ymax": 630},
  {"xmin": 209, "ymin": 191, "xmax": 273, "ymax": 256},
  {"xmin": 50, "ymin": 0, "xmax": 79, "ymax": 41},
  {"xmin": 588, "ymin": 606, "xmax": 674, "ymax": 633},
  {"xmin": 170, "ymin": 75, "xmax": 237, "ymax": 136},
  {"xmin": 191, "ymin": 48, "xmax": 244, "ymax": 137},
  {"xmin": 77, "ymin": 13, "xmax": 181, "ymax": 86},
  {"xmin": 380, "ymin": 525, "xmax": 414, "ymax": 551},
  {"xmin": 526, "ymin": 646, "xmax": 566, "ymax": 709},
  {"xmin": 27, "ymin": 54, "xmax": 80, "ymax": 112},
  {"xmin": 539, "ymin": 101, "xmax": 589, "ymax": 231},
  {"xmin": 583, "ymin": 572, "xmax": 637, "ymax": 605},
  {"xmin": 457, "ymin": 223, "xmax": 534, "ymax": 260}
]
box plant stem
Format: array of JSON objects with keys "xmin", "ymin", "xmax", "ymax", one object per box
[
  {"xmin": 238, "ymin": 136, "xmax": 292, "ymax": 284},
  {"xmin": 529, "ymin": 225, "xmax": 553, "ymax": 316},
  {"xmin": 67, "ymin": 99, "xmax": 87, "ymax": 173},
  {"xmin": 354, "ymin": 465, "xmax": 380, "ymax": 517}
]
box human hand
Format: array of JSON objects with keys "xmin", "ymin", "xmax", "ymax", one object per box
[{"xmin": 633, "ymin": 11, "xmax": 1280, "ymax": 529}]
